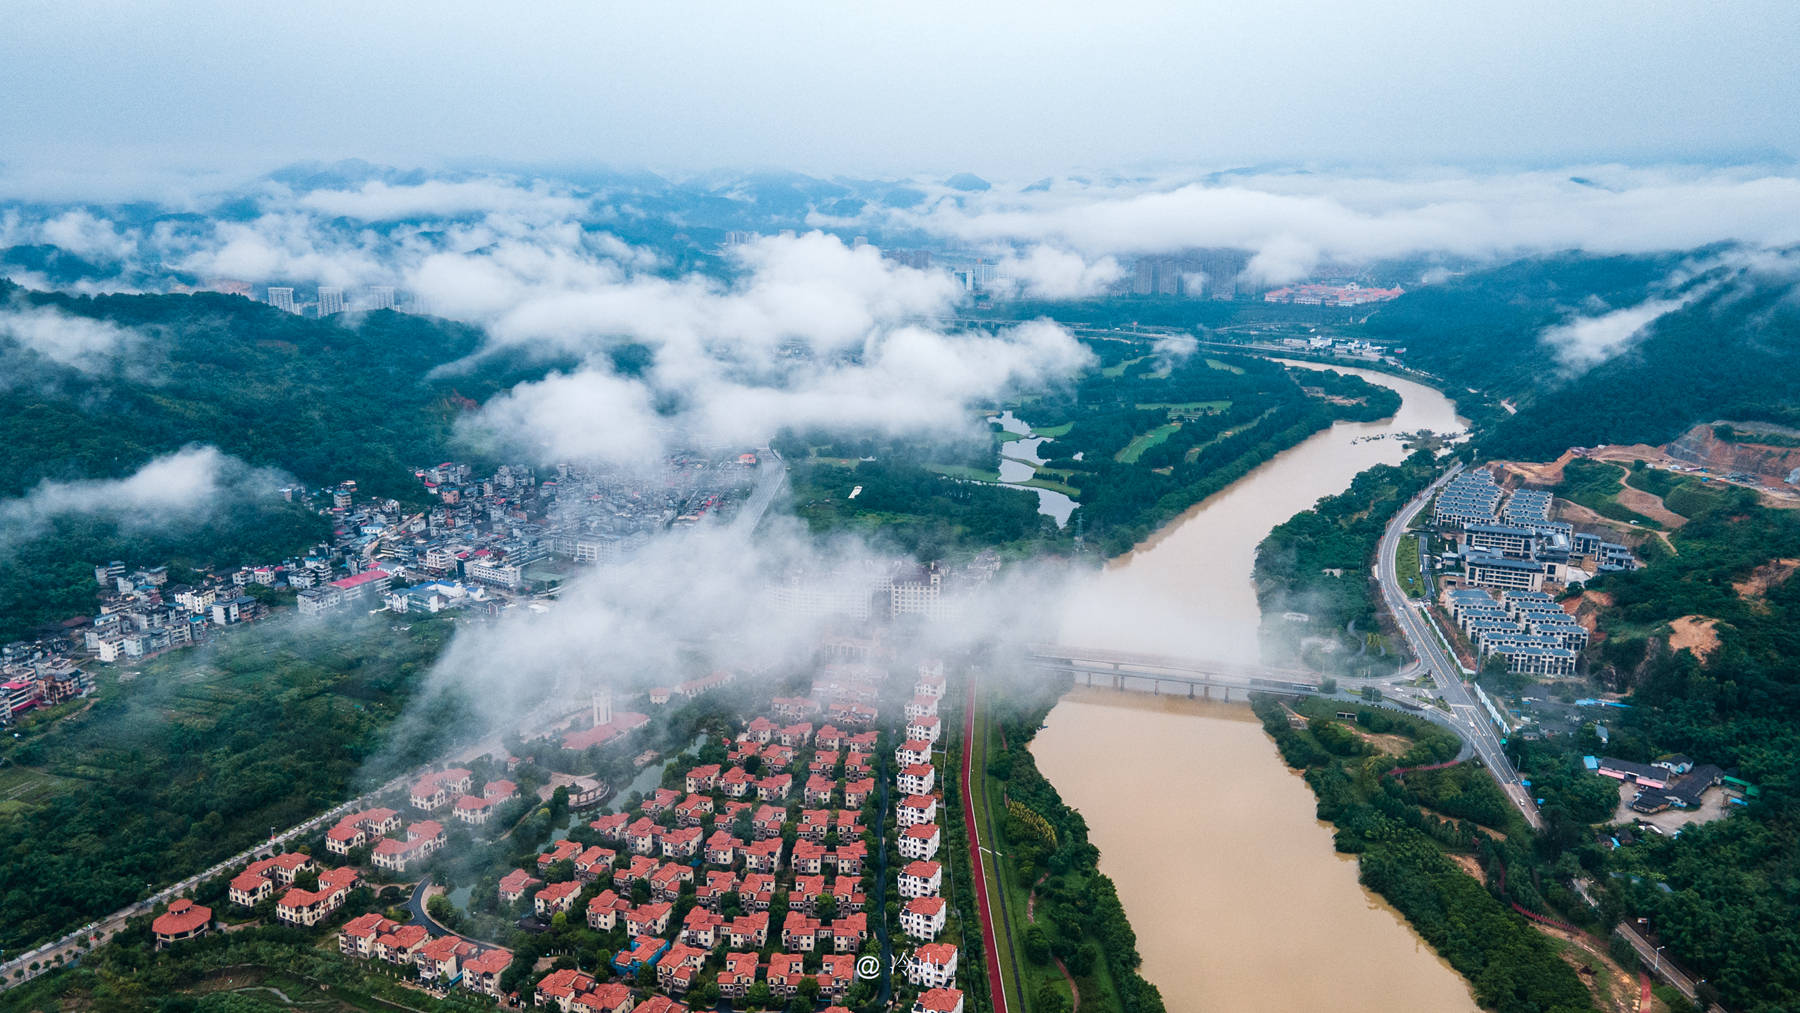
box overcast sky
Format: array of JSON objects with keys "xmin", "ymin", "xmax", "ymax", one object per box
[{"xmin": 4, "ymin": 1, "xmax": 1798, "ymax": 180}]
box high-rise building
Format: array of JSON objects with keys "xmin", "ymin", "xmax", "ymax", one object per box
[
  {"xmin": 365, "ymin": 286, "xmax": 396, "ymax": 311},
  {"xmin": 265, "ymin": 287, "xmax": 297, "ymax": 313},
  {"xmin": 317, "ymin": 287, "xmax": 345, "ymax": 316}
]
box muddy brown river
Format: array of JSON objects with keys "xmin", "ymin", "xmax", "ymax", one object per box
[{"xmin": 1038, "ymin": 361, "xmax": 1479, "ymax": 1012}]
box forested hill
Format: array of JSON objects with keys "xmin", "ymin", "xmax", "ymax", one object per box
[
  {"xmin": 0, "ymin": 279, "xmax": 559, "ymax": 501},
  {"xmin": 1361, "ymin": 250, "xmax": 1800, "ymax": 460}
]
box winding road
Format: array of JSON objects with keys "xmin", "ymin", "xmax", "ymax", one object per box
[{"xmin": 1376, "ymin": 463, "xmax": 1542, "ymax": 830}]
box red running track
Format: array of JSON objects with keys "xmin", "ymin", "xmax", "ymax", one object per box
[{"xmin": 963, "ymin": 680, "xmax": 1011, "ymax": 1013}]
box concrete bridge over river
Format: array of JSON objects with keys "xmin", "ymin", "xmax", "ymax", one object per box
[{"xmin": 1025, "ymin": 644, "xmax": 1325, "ymax": 701}]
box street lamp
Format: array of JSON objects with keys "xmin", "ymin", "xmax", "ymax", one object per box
[{"xmin": 1653, "ymin": 945, "xmax": 1665, "ymax": 974}]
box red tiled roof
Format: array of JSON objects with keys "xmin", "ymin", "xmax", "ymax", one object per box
[{"xmin": 153, "ymin": 899, "xmax": 211, "ymax": 936}]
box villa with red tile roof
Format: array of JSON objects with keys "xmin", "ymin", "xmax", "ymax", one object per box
[
  {"xmin": 896, "ymin": 763, "xmax": 936, "ymax": 796},
  {"xmin": 761, "ymin": 745, "xmax": 795, "ymax": 769},
  {"xmin": 661, "ymin": 825, "xmax": 703, "ymax": 859},
  {"xmin": 766, "ymin": 952, "xmax": 809, "ymax": 993},
  {"xmin": 718, "ymin": 951, "xmax": 760, "ymax": 1000},
  {"xmin": 561, "ymin": 710, "xmax": 650, "ymax": 751},
  {"xmin": 460, "ymin": 946, "xmax": 513, "ymax": 997},
  {"xmin": 895, "ymin": 739, "xmax": 933, "ymax": 766},
  {"xmin": 680, "ymin": 906, "xmax": 725, "ymax": 948},
  {"xmin": 152, "ymin": 899, "xmax": 211, "ymax": 948},
  {"xmin": 724, "ymin": 911, "xmax": 769, "ymax": 949},
  {"xmin": 741, "ymin": 716, "xmax": 778, "ymax": 743},
  {"xmin": 770, "ymin": 696, "xmax": 818, "ymax": 719},
  {"xmin": 408, "ymin": 767, "xmax": 472, "ymax": 811},
  {"xmin": 804, "ymin": 774, "xmax": 836, "ymax": 807},
  {"xmin": 843, "ymin": 777, "xmax": 875, "ymax": 808},
  {"xmin": 815, "ymin": 724, "xmax": 846, "ymax": 750},
  {"xmin": 900, "ymin": 822, "xmax": 941, "ymax": 861},
  {"xmin": 657, "ymin": 941, "xmax": 709, "ymax": 994},
  {"xmin": 590, "ymin": 811, "xmax": 630, "ymax": 841},
  {"xmin": 904, "ymin": 694, "xmax": 941, "ymax": 721},
  {"xmin": 634, "ymin": 997, "xmax": 688, "ymax": 1013},
  {"xmin": 650, "ymin": 861, "xmax": 694, "ymax": 900},
  {"xmin": 755, "ymin": 773, "xmax": 793, "ymax": 801},
  {"xmin": 416, "ymin": 936, "xmax": 480, "ymax": 985},
  {"xmin": 324, "ymin": 807, "xmax": 401, "ymax": 855},
  {"xmin": 228, "ymin": 852, "xmax": 315, "ymax": 907},
  {"xmin": 742, "ymin": 837, "xmax": 783, "ymax": 873},
  {"xmin": 738, "ymin": 873, "xmax": 776, "ymax": 911},
  {"xmin": 897, "ymin": 793, "xmax": 938, "ymax": 827},
  {"xmin": 909, "ymin": 942, "xmax": 959, "ymax": 989},
  {"xmin": 338, "ymin": 912, "xmax": 394, "ymax": 959},
  {"xmin": 791, "ymin": 840, "xmax": 827, "ymax": 875},
  {"xmin": 498, "ymin": 868, "xmax": 543, "ymax": 905},
  {"xmin": 914, "ymin": 987, "xmax": 965, "ymax": 1013},
  {"xmin": 674, "ymin": 793, "xmax": 713, "ymax": 826},
  {"xmin": 539, "ymin": 837, "xmax": 584, "ymax": 870},
  {"xmin": 621, "ymin": 854, "xmax": 660, "ymax": 886},
  {"xmin": 572, "ymin": 983, "xmax": 636, "ymax": 1013},
  {"xmin": 627, "ymin": 816, "xmax": 663, "ymax": 854},
  {"xmin": 750, "ymin": 804, "xmax": 785, "ymax": 838},
  {"xmin": 535, "ymin": 879, "xmax": 584, "ymax": 916},
  {"xmin": 535, "ymin": 967, "xmax": 599, "ymax": 1011},
  {"xmin": 696, "ymin": 869, "xmax": 738, "ymax": 910},
  {"xmin": 807, "ymin": 749, "xmax": 841, "ymax": 775},
  {"xmin": 777, "ymin": 721, "xmax": 813, "ymax": 747},
  {"xmin": 810, "ymin": 954, "xmax": 852, "ymax": 999},
  {"xmin": 901, "ymin": 895, "xmax": 947, "ymax": 940},
  {"xmin": 585, "ymin": 889, "xmax": 630, "ymax": 931},
  {"xmin": 829, "ymin": 876, "xmax": 867, "ymax": 913},
  {"xmin": 371, "ymin": 820, "xmax": 445, "ymax": 873},
  {"xmin": 719, "ymin": 766, "xmax": 756, "ymax": 798},
  {"xmin": 827, "ymin": 912, "xmax": 868, "ymax": 952},
  {"xmin": 684, "ymin": 764, "xmax": 721, "ymax": 793},
  {"xmin": 705, "ymin": 830, "xmax": 743, "ymax": 867},
  {"xmin": 899, "ymin": 860, "xmax": 942, "ymax": 899},
  {"xmin": 781, "ymin": 911, "xmax": 821, "ymax": 951},
  {"xmin": 275, "ymin": 866, "xmax": 361, "ymax": 927},
  {"xmin": 643, "ymin": 787, "xmax": 682, "ymax": 815},
  {"xmin": 905, "ymin": 713, "xmax": 942, "ymax": 743},
  {"xmin": 374, "ymin": 922, "xmax": 431, "ymax": 964},
  {"xmin": 575, "ymin": 845, "xmax": 617, "ymax": 883},
  {"xmin": 624, "ymin": 901, "xmax": 673, "ymax": 936}
]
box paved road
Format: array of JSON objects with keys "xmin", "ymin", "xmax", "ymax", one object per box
[
  {"xmin": 959, "ymin": 681, "xmax": 1011, "ymax": 1013},
  {"xmin": 1376, "ymin": 463, "xmax": 1543, "ymax": 831},
  {"xmin": 0, "ymin": 770, "xmax": 413, "ymax": 991}
]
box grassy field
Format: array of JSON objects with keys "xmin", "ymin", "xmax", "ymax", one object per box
[
  {"xmin": 1099, "ymin": 355, "xmax": 1148, "ymax": 378},
  {"xmin": 1396, "ymin": 531, "xmax": 1425, "ymax": 598},
  {"xmin": 927, "ymin": 463, "xmax": 1005, "ymax": 483},
  {"xmin": 1115, "ymin": 422, "xmax": 1182, "ymax": 463},
  {"xmin": 1032, "ymin": 421, "xmax": 1074, "ymax": 438},
  {"xmin": 1204, "ymin": 357, "xmax": 1246, "ymax": 374}
]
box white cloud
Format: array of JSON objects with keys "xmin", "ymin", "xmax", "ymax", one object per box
[
  {"xmin": 992, "ymin": 245, "xmax": 1122, "ymax": 298},
  {"xmin": 296, "ymin": 178, "xmax": 587, "ymax": 222},
  {"xmin": 0, "ymin": 446, "xmax": 286, "ymax": 550},
  {"xmin": 38, "ymin": 210, "xmax": 138, "ymax": 262},
  {"xmin": 1543, "ymin": 296, "xmax": 1688, "ymax": 374},
  {"xmin": 0, "ymin": 302, "xmax": 143, "ymax": 372}
]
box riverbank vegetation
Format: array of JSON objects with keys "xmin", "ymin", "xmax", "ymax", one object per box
[
  {"xmin": 974, "ymin": 671, "xmax": 1165, "ymax": 1013},
  {"xmin": 1252, "ymin": 448, "xmax": 1439, "ymax": 673},
  {"xmin": 781, "ymin": 341, "xmax": 1402, "ymax": 558},
  {"xmin": 1250, "ymin": 695, "xmax": 1599, "ymax": 1013},
  {"xmin": 0, "ymin": 615, "xmax": 463, "ymax": 955}
]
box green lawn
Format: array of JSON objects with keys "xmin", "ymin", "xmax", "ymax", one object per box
[
  {"xmin": 1099, "ymin": 355, "xmax": 1148, "ymax": 378},
  {"xmin": 1396, "ymin": 532, "xmax": 1425, "ymax": 598},
  {"xmin": 1134, "ymin": 400, "xmax": 1229, "ymax": 415},
  {"xmin": 1205, "ymin": 357, "xmax": 1246, "ymax": 374},
  {"xmin": 1032, "ymin": 421, "xmax": 1074, "ymax": 438},
  {"xmin": 1115, "ymin": 422, "xmax": 1182, "ymax": 463}
]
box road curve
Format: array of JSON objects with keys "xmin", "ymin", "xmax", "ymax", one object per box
[{"xmin": 1376, "ymin": 462, "xmax": 1543, "ymax": 830}]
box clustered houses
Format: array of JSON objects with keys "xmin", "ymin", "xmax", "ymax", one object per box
[
  {"xmin": 453, "ymin": 777, "xmax": 519, "ymax": 825},
  {"xmin": 0, "ymin": 643, "xmax": 92, "ymax": 727},
  {"xmin": 339, "ymin": 914, "xmax": 514, "ymax": 999},
  {"xmin": 371, "ymin": 820, "xmax": 447, "ymax": 874},
  {"xmin": 887, "ymin": 661, "xmax": 963, "ymax": 1013},
  {"xmin": 1432, "ymin": 466, "xmax": 1640, "ymax": 596},
  {"xmin": 409, "ymin": 767, "xmax": 474, "ymax": 811},
  {"xmin": 1442, "ymin": 586, "xmax": 1589, "ymax": 677},
  {"xmin": 275, "ymin": 866, "xmax": 362, "ymax": 926},
  {"xmin": 325, "ymin": 807, "xmax": 402, "ymax": 855},
  {"xmin": 228, "ymin": 852, "xmax": 315, "ymax": 906}
]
